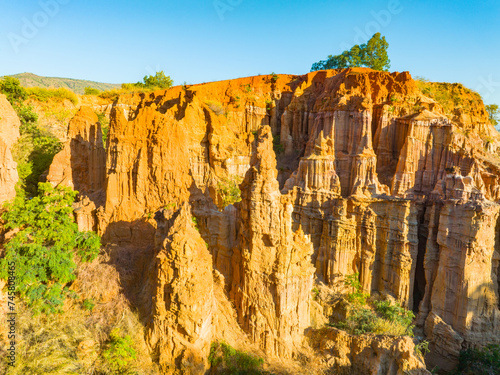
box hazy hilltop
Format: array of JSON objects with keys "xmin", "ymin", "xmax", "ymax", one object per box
[{"xmin": 5, "ymin": 72, "xmax": 121, "ymax": 94}]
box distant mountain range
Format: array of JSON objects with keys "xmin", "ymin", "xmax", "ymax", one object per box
[{"xmin": 4, "ymin": 73, "xmax": 121, "ymax": 94}]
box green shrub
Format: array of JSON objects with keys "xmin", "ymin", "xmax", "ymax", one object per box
[
  {"xmin": 451, "ymin": 344, "xmax": 500, "ymax": 375},
  {"xmin": 345, "ymin": 273, "xmax": 369, "ymax": 305},
  {"xmin": 415, "ymin": 340, "xmax": 430, "ymax": 360},
  {"xmin": 272, "ymin": 134, "xmax": 284, "ymax": 155},
  {"xmin": 373, "ymin": 300, "xmax": 414, "ymax": 329},
  {"xmin": 84, "ymin": 86, "xmax": 101, "ymax": 95},
  {"xmin": 102, "ymin": 328, "xmax": 137, "ymax": 374},
  {"xmin": 312, "ymin": 287, "xmax": 320, "ymax": 301},
  {"xmin": 192, "ymin": 216, "xmax": 199, "ymax": 231},
  {"xmin": 332, "ymin": 273, "xmax": 415, "ymax": 337},
  {"xmin": 26, "ymin": 87, "xmax": 78, "ymax": 105},
  {"xmin": 96, "ymin": 112, "xmax": 109, "ymax": 147},
  {"xmin": 12, "ymin": 104, "xmax": 62, "ymax": 196},
  {"xmin": 0, "ymin": 183, "xmax": 101, "ymax": 314},
  {"xmin": 0, "ymin": 76, "xmax": 27, "ymax": 105},
  {"xmin": 209, "ymin": 342, "xmax": 264, "ymax": 374},
  {"xmin": 82, "ymin": 298, "xmax": 95, "ymax": 312},
  {"xmin": 143, "ymin": 71, "xmax": 173, "ymax": 89},
  {"xmin": 335, "ymin": 307, "xmax": 379, "ymax": 335},
  {"xmin": 217, "ymin": 176, "xmax": 242, "ymax": 208}
]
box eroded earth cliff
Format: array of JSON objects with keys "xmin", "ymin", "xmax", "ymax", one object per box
[{"xmin": 17, "ymin": 68, "xmax": 500, "ymax": 373}]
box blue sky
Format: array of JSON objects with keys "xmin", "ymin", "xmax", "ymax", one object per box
[{"xmin": 1, "ymin": 0, "xmax": 499, "ymax": 105}]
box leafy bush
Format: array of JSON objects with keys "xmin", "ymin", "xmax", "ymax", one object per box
[
  {"xmin": 451, "ymin": 345, "xmax": 500, "ymax": 375},
  {"xmin": 373, "ymin": 300, "xmax": 414, "ymax": 330},
  {"xmin": 0, "ymin": 183, "xmax": 101, "ymax": 314},
  {"xmin": 84, "ymin": 86, "xmax": 101, "ymax": 95},
  {"xmin": 335, "ymin": 307, "xmax": 379, "ymax": 335},
  {"xmin": 142, "ymin": 71, "xmax": 173, "ymax": 89},
  {"xmin": 82, "ymin": 298, "xmax": 95, "ymax": 312},
  {"xmin": 192, "ymin": 216, "xmax": 199, "ymax": 231},
  {"xmin": 332, "ymin": 273, "xmax": 415, "ymax": 337},
  {"xmin": 26, "ymin": 87, "xmax": 78, "ymax": 105},
  {"xmin": 102, "ymin": 328, "xmax": 137, "ymax": 374},
  {"xmin": 0, "ymin": 76, "xmax": 27, "ymax": 104},
  {"xmin": 209, "ymin": 342, "xmax": 264, "ymax": 374},
  {"xmin": 344, "ymin": 273, "xmax": 369, "ymax": 305},
  {"xmin": 217, "ymin": 176, "xmax": 242, "ymax": 208},
  {"xmin": 415, "ymin": 340, "xmax": 430, "ymax": 361}
]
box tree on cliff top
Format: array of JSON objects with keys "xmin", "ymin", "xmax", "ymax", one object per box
[
  {"xmin": 311, "ymin": 33, "xmax": 391, "ymax": 72},
  {"xmin": 134, "ymin": 71, "xmax": 173, "ymax": 90}
]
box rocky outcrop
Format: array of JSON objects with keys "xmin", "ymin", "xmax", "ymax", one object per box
[
  {"xmin": 146, "ymin": 204, "xmax": 214, "ymax": 374},
  {"xmin": 46, "ymin": 106, "xmax": 106, "ymax": 232},
  {"xmin": 308, "ymin": 327, "xmax": 430, "ymax": 375},
  {"xmin": 47, "ymin": 106, "xmax": 106, "ymax": 197},
  {"xmin": 0, "ymin": 94, "xmax": 20, "ymax": 204},
  {"xmin": 46, "ymin": 68, "xmax": 500, "ymax": 371},
  {"xmin": 421, "ymin": 198, "xmax": 500, "ymax": 371},
  {"xmin": 145, "ymin": 203, "xmax": 253, "ymax": 375},
  {"xmin": 231, "ymin": 126, "xmax": 315, "ymax": 358}
]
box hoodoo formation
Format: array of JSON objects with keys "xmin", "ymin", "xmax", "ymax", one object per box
[{"xmin": 2, "ymin": 68, "xmax": 500, "ymax": 373}]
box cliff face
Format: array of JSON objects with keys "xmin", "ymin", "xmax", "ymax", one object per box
[
  {"xmin": 43, "ymin": 68, "xmax": 500, "ymax": 372},
  {"xmin": 231, "ymin": 126, "xmax": 314, "ymax": 358},
  {"xmin": 0, "ymin": 94, "xmax": 20, "ymax": 204},
  {"xmin": 46, "ymin": 106, "xmax": 106, "ymax": 232}
]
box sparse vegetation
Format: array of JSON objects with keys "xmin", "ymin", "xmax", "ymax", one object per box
[
  {"xmin": 192, "ymin": 216, "xmax": 199, "ymax": 231},
  {"xmin": 6, "ymin": 72, "xmax": 120, "ymax": 94},
  {"xmin": 25, "ymin": 87, "xmax": 78, "ymax": 105},
  {"xmin": 272, "ymin": 134, "xmax": 284, "ymax": 155},
  {"xmin": 96, "ymin": 112, "xmax": 109, "ymax": 147},
  {"xmin": 84, "ymin": 86, "xmax": 101, "ymax": 95},
  {"xmin": 414, "ymin": 340, "xmax": 430, "ymax": 361},
  {"xmin": 312, "ymin": 287, "xmax": 320, "ymax": 301},
  {"xmin": 217, "ymin": 176, "xmax": 242, "ymax": 208},
  {"xmin": 209, "ymin": 341, "xmax": 264, "ymax": 374},
  {"xmin": 332, "ymin": 273, "xmax": 415, "ymax": 336},
  {"xmin": 1, "ymin": 255, "xmax": 157, "ymax": 374},
  {"xmin": 99, "ymin": 71, "xmax": 174, "ymax": 100},
  {"xmin": 82, "ymin": 298, "xmax": 96, "ymax": 312},
  {"xmin": 102, "ymin": 328, "xmax": 137, "ymax": 374},
  {"xmin": 12, "ymin": 104, "xmax": 62, "ymax": 196},
  {"xmin": 415, "ymin": 79, "xmax": 485, "ymax": 122},
  {"xmin": 0, "ymin": 77, "xmax": 63, "ymax": 196},
  {"xmin": 206, "ymin": 100, "xmax": 226, "ymax": 116},
  {"xmin": 451, "ymin": 344, "xmax": 500, "ymax": 375}
]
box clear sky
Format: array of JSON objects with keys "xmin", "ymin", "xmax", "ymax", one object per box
[{"xmin": 1, "ymin": 0, "xmax": 499, "ymax": 105}]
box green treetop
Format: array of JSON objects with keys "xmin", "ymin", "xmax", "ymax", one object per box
[{"xmin": 311, "ymin": 33, "xmax": 391, "ymax": 72}]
